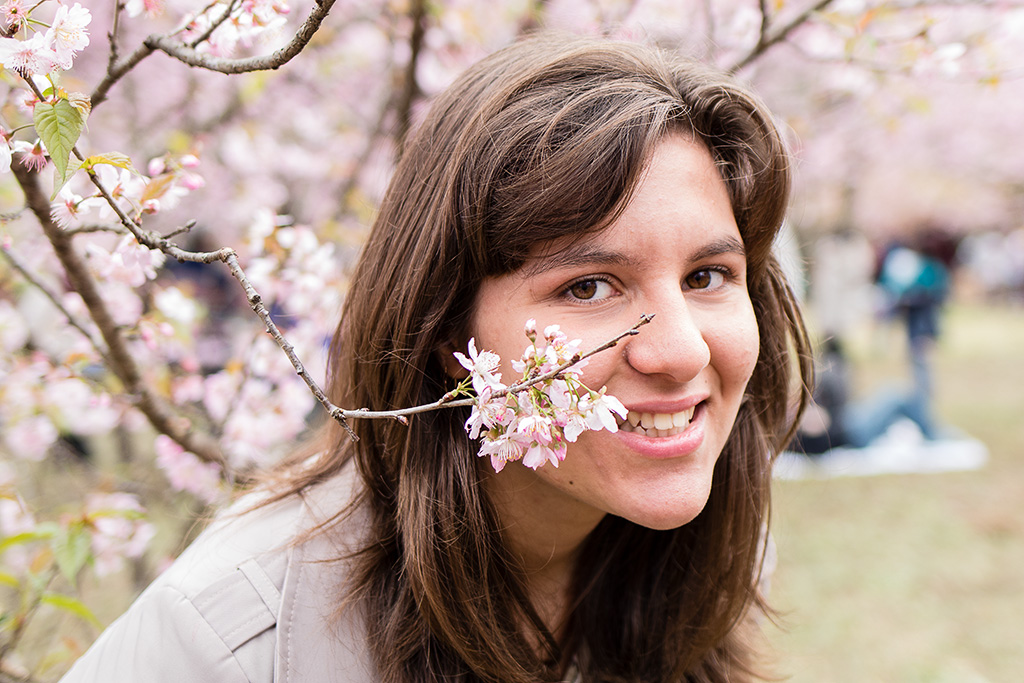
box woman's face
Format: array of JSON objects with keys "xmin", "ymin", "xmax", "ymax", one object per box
[{"xmin": 470, "ymin": 134, "xmax": 760, "ymax": 538}]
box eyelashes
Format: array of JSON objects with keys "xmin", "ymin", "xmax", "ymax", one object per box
[
  {"xmin": 560, "ymin": 265, "xmax": 738, "ymax": 304},
  {"xmin": 683, "ymin": 265, "xmax": 735, "ymax": 290}
]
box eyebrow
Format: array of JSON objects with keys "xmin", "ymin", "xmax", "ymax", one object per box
[
  {"xmin": 525, "ymin": 234, "xmax": 746, "ymax": 275},
  {"xmin": 690, "ymin": 236, "xmax": 747, "ymax": 262},
  {"xmin": 525, "ymin": 242, "xmax": 637, "ymax": 276}
]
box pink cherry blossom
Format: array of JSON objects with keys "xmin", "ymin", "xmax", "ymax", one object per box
[
  {"xmin": 46, "ymin": 2, "xmax": 91, "ymax": 70},
  {"xmin": 85, "ymin": 492, "xmax": 156, "ymax": 576},
  {"xmin": 14, "ymin": 139, "xmax": 47, "ymax": 172},
  {"xmin": 454, "ymin": 338, "xmax": 504, "ymax": 395},
  {"xmin": 0, "ymin": 33, "xmax": 57, "ymax": 76},
  {"xmin": 0, "ymin": 0, "xmax": 27, "ymax": 29},
  {"xmin": 154, "ymin": 435, "xmax": 224, "ymax": 504},
  {"xmin": 51, "ymin": 184, "xmax": 86, "ymax": 229},
  {"xmin": 123, "ymin": 0, "xmax": 162, "ymax": 18},
  {"xmin": 3, "ymin": 414, "xmax": 58, "ymax": 460},
  {"xmin": 478, "ymin": 434, "xmax": 523, "ymax": 473},
  {"xmin": 457, "ymin": 320, "xmax": 625, "ymax": 473},
  {"xmin": 579, "ymin": 389, "xmax": 627, "ymax": 432}
]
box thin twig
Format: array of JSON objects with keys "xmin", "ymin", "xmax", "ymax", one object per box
[
  {"xmin": 188, "ymin": 0, "xmax": 242, "ymax": 49},
  {"xmin": 61, "ymin": 223, "xmax": 129, "ymax": 236},
  {"xmin": 0, "ymin": 242, "xmax": 109, "ymax": 356},
  {"xmin": 142, "ymin": 0, "xmax": 339, "ymax": 74},
  {"xmin": 106, "ymin": 0, "xmax": 123, "ymax": 74},
  {"xmin": 727, "ymin": 0, "xmax": 836, "ymax": 73},
  {"xmin": 92, "ymin": 0, "xmax": 338, "ymax": 108},
  {"xmin": 220, "ymin": 251, "xmax": 359, "ymax": 441},
  {"xmin": 337, "ymin": 314, "xmax": 655, "ymax": 421}
]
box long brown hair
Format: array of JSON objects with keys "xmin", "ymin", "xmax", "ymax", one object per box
[{"xmin": 269, "ymin": 33, "xmax": 811, "ymax": 682}]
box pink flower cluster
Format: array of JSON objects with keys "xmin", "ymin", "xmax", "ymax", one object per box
[
  {"xmin": 180, "ymin": 0, "xmax": 291, "ymax": 57},
  {"xmin": 154, "ymin": 435, "xmax": 224, "ymax": 505},
  {"xmin": 457, "ymin": 320, "xmax": 626, "ymax": 473},
  {"xmin": 84, "ymin": 492, "xmax": 156, "ymax": 576},
  {"xmin": 0, "ymin": 1, "xmax": 91, "ymax": 75}
]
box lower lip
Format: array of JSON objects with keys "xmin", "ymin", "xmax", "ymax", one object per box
[{"xmin": 612, "ymin": 404, "xmax": 707, "ymax": 459}]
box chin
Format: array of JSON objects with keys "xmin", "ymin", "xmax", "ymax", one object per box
[{"xmin": 618, "ymin": 486, "xmax": 713, "ymax": 531}]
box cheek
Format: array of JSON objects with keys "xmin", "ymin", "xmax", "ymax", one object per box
[{"xmin": 709, "ymin": 303, "xmax": 760, "ymax": 390}]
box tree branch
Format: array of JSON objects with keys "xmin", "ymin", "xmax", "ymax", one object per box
[
  {"xmin": 143, "ymin": 0, "xmax": 339, "ymax": 74},
  {"xmin": 728, "ymin": 0, "xmax": 836, "ymax": 73},
  {"xmin": 392, "ymin": 0, "xmax": 427, "ymax": 158},
  {"xmin": 0, "ymin": 242, "xmax": 109, "ymax": 357},
  {"xmin": 92, "ymin": 0, "xmax": 338, "ymax": 108}
]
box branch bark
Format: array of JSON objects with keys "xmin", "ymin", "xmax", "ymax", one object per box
[
  {"xmin": 92, "ymin": 0, "xmax": 339, "ymax": 108},
  {"xmin": 393, "ymin": 0, "xmax": 427, "ymax": 158},
  {"xmin": 143, "ymin": 0, "xmax": 338, "ymax": 73}
]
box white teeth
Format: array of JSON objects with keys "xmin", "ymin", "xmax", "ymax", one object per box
[
  {"xmin": 617, "ymin": 406, "xmax": 697, "ymax": 436},
  {"xmin": 653, "ymin": 413, "xmax": 673, "ymax": 430},
  {"xmin": 673, "ymin": 407, "xmax": 695, "ymax": 428}
]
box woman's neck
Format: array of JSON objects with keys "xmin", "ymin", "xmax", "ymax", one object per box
[{"xmin": 481, "ymin": 464, "xmax": 607, "ymax": 634}]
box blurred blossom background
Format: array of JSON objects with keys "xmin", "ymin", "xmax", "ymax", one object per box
[{"xmin": 1, "ymin": 0, "xmax": 1022, "ymax": 680}]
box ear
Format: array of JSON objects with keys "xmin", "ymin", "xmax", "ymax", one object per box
[{"xmin": 437, "ymin": 340, "xmax": 470, "ymax": 380}]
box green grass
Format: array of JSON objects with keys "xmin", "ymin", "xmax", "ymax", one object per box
[{"xmin": 766, "ymin": 301, "xmax": 1024, "ymax": 682}]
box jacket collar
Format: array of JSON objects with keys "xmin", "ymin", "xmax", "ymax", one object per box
[{"xmin": 274, "ymin": 468, "xmax": 378, "ymax": 682}]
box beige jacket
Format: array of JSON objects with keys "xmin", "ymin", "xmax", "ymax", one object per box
[{"xmin": 60, "ymin": 470, "xmax": 377, "ymax": 683}]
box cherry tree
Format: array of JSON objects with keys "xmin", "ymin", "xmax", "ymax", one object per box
[{"xmin": 1, "ymin": 0, "xmax": 1021, "ymax": 678}]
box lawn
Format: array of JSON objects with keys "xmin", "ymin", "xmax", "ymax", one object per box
[{"xmin": 766, "ymin": 300, "xmax": 1024, "ymax": 682}]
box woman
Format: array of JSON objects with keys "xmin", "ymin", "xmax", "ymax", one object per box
[{"xmin": 61, "ymin": 33, "xmax": 810, "ymax": 683}]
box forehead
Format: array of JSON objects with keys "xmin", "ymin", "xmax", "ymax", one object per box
[{"xmin": 521, "ymin": 135, "xmax": 743, "ymax": 274}]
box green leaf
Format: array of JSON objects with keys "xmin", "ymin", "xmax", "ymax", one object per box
[
  {"xmin": 0, "ymin": 571, "xmax": 20, "ymax": 588},
  {"xmin": 0, "ymin": 526, "xmax": 58, "ymax": 555},
  {"xmin": 40, "ymin": 593, "xmax": 102, "ymax": 630},
  {"xmin": 52, "ymin": 525, "xmax": 92, "ymax": 587},
  {"xmin": 33, "ymin": 99, "xmax": 87, "ymax": 194},
  {"xmin": 52, "ymin": 159, "xmax": 83, "ymax": 198}
]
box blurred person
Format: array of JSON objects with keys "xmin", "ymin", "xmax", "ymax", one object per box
[
  {"xmin": 60, "ymin": 34, "xmax": 810, "ymax": 683},
  {"xmin": 875, "ymin": 229, "xmax": 955, "ymax": 441}
]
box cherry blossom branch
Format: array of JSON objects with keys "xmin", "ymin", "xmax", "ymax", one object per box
[
  {"xmin": 92, "ymin": 0, "xmax": 339, "ymax": 107},
  {"xmin": 188, "ymin": 0, "xmax": 241, "ymax": 49},
  {"xmin": 61, "ymin": 223, "xmax": 129, "ymax": 236},
  {"xmin": 70, "ymin": 162, "xmax": 361, "ymax": 441},
  {"xmin": 143, "ymin": 0, "xmax": 338, "ymax": 72},
  {"xmin": 105, "ymin": 0, "xmax": 124, "ymax": 75},
  {"xmin": 341, "ymin": 314, "xmax": 654, "ymax": 422},
  {"xmin": 10, "ymin": 158, "xmax": 229, "ymax": 470}
]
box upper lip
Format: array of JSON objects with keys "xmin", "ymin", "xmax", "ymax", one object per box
[{"xmin": 619, "ymin": 394, "xmax": 709, "ymax": 415}]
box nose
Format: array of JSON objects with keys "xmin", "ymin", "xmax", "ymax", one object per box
[{"xmin": 624, "ymin": 296, "xmax": 711, "ymax": 382}]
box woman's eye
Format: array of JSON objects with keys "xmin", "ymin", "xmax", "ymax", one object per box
[
  {"xmin": 565, "ymin": 278, "xmax": 614, "ymax": 302},
  {"xmin": 684, "ymin": 268, "xmax": 726, "ymax": 290}
]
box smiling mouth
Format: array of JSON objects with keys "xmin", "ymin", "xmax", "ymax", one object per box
[{"xmin": 617, "ymin": 406, "xmax": 697, "ymax": 437}]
